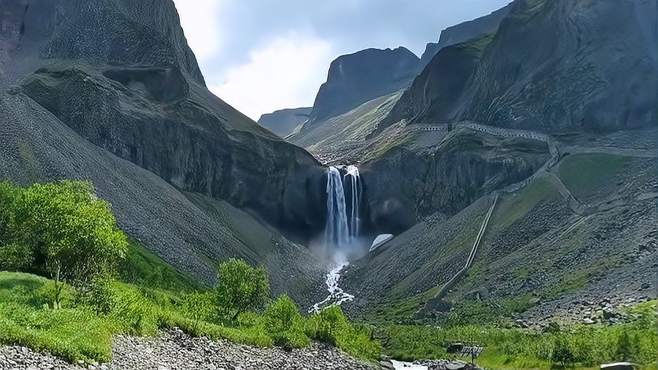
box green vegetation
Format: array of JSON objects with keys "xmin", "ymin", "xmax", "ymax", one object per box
[
  {"xmin": 264, "ymin": 295, "xmax": 309, "ymax": 349},
  {"xmin": 380, "ymin": 304, "xmax": 657, "ymax": 369},
  {"xmin": 306, "ymin": 306, "xmax": 381, "ymax": 360},
  {"xmin": 558, "ymin": 153, "xmax": 630, "ymax": 198},
  {"xmin": 215, "ymin": 258, "xmax": 270, "ymax": 322},
  {"xmin": 120, "ymin": 240, "xmax": 199, "ymax": 292},
  {"xmin": 0, "ymin": 181, "xmax": 381, "ymax": 365},
  {"xmin": 0, "ymin": 181, "xmax": 127, "ymax": 308},
  {"xmin": 1, "ymin": 180, "xmax": 655, "ymax": 369}
]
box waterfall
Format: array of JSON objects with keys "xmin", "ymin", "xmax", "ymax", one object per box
[
  {"xmin": 325, "ymin": 166, "xmax": 349, "ymax": 248},
  {"xmin": 345, "ymin": 165, "xmax": 360, "ymax": 241},
  {"xmin": 313, "ymin": 165, "xmax": 361, "ymax": 313},
  {"xmin": 324, "ymin": 165, "xmax": 361, "ymax": 249}
]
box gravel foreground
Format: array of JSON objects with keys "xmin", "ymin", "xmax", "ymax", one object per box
[{"xmin": 0, "ymin": 329, "xmax": 376, "ymax": 370}]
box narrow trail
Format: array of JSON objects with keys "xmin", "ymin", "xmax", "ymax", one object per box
[{"xmin": 431, "ymin": 193, "xmax": 498, "ymax": 301}]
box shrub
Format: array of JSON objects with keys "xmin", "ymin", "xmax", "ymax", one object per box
[
  {"xmin": 306, "ymin": 305, "xmax": 381, "ymax": 360},
  {"xmin": 0, "ymin": 242, "xmax": 34, "ymax": 271},
  {"xmin": 181, "ymin": 291, "xmax": 214, "ymax": 331},
  {"xmin": 215, "ymin": 258, "xmax": 270, "ymax": 322},
  {"xmin": 109, "ymin": 284, "xmax": 157, "ymax": 335},
  {"xmin": 264, "ymin": 295, "xmax": 309, "ymax": 349},
  {"xmin": 306, "ymin": 305, "xmax": 349, "ymax": 346},
  {"xmin": 615, "ymin": 331, "xmax": 637, "ymax": 362},
  {"xmin": 551, "ymin": 335, "xmax": 574, "ymax": 367},
  {"xmin": 77, "ymin": 275, "xmax": 114, "ymax": 315}
]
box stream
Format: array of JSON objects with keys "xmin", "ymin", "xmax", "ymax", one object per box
[{"xmin": 309, "ymin": 259, "xmax": 354, "ymax": 313}]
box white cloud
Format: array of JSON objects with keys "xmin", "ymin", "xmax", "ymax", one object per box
[
  {"xmin": 172, "ymin": 0, "xmax": 222, "ymax": 63},
  {"xmin": 210, "ymin": 34, "xmax": 333, "ymax": 121}
]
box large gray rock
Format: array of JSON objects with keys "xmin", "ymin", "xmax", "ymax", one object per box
[
  {"xmin": 419, "ymin": 3, "xmax": 511, "ymax": 68},
  {"xmin": 386, "ymin": 0, "xmax": 658, "ymax": 132},
  {"xmin": 258, "ymin": 107, "xmax": 311, "ymax": 138},
  {"xmin": 361, "ymin": 130, "xmax": 549, "ymax": 235},
  {"xmin": 307, "ymin": 47, "xmax": 419, "ymax": 124}
]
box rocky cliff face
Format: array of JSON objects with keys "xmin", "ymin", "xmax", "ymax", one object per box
[
  {"xmin": 258, "ymin": 107, "xmax": 311, "ymax": 138},
  {"xmin": 307, "ymin": 47, "xmax": 419, "ymax": 124},
  {"xmin": 0, "ymin": 0, "xmax": 329, "ymax": 299},
  {"xmin": 387, "ymin": 0, "xmax": 658, "ymax": 132},
  {"xmin": 360, "ymin": 130, "xmax": 549, "ymax": 235},
  {"xmin": 1, "ymin": 0, "xmax": 327, "ymax": 241},
  {"xmin": 419, "ymin": 3, "xmax": 511, "ymax": 68}
]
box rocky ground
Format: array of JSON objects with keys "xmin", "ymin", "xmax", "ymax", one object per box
[{"xmin": 0, "ymin": 329, "xmax": 376, "ymax": 370}]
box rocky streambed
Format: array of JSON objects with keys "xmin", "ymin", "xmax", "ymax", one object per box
[{"xmin": 0, "ymin": 329, "xmax": 376, "ymax": 370}]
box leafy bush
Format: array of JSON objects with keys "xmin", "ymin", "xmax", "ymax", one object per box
[
  {"xmin": 181, "ymin": 291, "xmax": 214, "ymax": 331},
  {"xmin": 215, "ymin": 258, "xmax": 270, "ymax": 322},
  {"xmin": 264, "ymin": 295, "xmax": 309, "ymax": 349},
  {"xmin": 306, "ymin": 306, "xmax": 381, "ymax": 360},
  {"xmin": 0, "ymin": 181, "xmax": 128, "ymax": 308},
  {"xmin": 109, "ymin": 283, "xmax": 158, "ymax": 336},
  {"xmin": 77, "ymin": 275, "xmax": 114, "ymax": 315},
  {"xmin": 551, "ymin": 335, "xmax": 575, "ymax": 366}
]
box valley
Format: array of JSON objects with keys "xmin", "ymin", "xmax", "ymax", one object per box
[{"xmin": 0, "ymin": 0, "xmax": 656, "ymax": 369}]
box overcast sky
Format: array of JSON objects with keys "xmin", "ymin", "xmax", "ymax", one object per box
[{"xmin": 172, "ymin": 0, "xmax": 510, "ymax": 121}]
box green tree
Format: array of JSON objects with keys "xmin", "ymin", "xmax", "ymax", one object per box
[
  {"xmin": 0, "ymin": 182, "xmax": 30, "ymax": 270},
  {"xmin": 264, "ymin": 295, "xmax": 309, "ymax": 348},
  {"xmin": 215, "ymin": 258, "xmax": 270, "ymax": 322},
  {"xmin": 12, "ymin": 181, "xmax": 128, "ymax": 308}
]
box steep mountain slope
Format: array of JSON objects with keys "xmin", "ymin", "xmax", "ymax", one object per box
[
  {"xmin": 345, "ymin": 127, "xmax": 657, "ymax": 323},
  {"xmin": 289, "ymin": 92, "xmax": 402, "ymax": 164},
  {"xmin": 306, "ymin": 47, "xmax": 419, "ymax": 124},
  {"xmin": 419, "ymin": 2, "xmax": 511, "ymax": 67},
  {"xmin": 258, "ymin": 107, "xmax": 311, "ymax": 138},
  {"xmin": 0, "ymin": 91, "xmax": 324, "ymax": 303},
  {"xmin": 0, "ymin": 0, "xmax": 326, "ymax": 300},
  {"xmin": 386, "ymin": 0, "xmax": 658, "ymax": 132},
  {"xmin": 1, "ymin": 0, "xmax": 327, "ymax": 241}
]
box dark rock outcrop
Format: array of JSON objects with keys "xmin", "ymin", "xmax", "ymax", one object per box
[
  {"xmin": 419, "ymin": 3, "xmax": 511, "ymax": 68},
  {"xmin": 307, "ymin": 47, "xmax": 419, "ymax": 124},
  {"xmin": 19, "ymin": 65, "xmax": 326, "ymax": 240},
  {"xmin": 361, "ymin": 130, "xmax": 549, "ymax": 235},
  {"xmin": 258, "ymin": 107, "xmax": 311, "ymax": 138},
  {"xmin": 387, "ymin": 0, "xmax": 658, "ymax": 132}
]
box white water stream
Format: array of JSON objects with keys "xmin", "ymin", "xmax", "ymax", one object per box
[
  {"xmin": 310, "ymin": 165, "xmax": 361, "ymax": 313},
  {"xmin": 308, "ymin": 257, "xmax": 355, "ymax": 313}
]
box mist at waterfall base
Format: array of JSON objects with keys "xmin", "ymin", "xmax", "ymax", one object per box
[{"xmin": 309, "ymin": 165, "xmax": 370, "ymax": 264}]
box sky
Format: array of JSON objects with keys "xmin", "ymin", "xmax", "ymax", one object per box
[{"xmin": 172, "ymin": 0, "xmax": 510, "ymax": 121}]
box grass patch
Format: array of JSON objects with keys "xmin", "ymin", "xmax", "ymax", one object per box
[
  {"xmin": 379, "ymin": 311, "xmax": 658, "ymax": 369},
  {"xmin": 558, "ymin": 153, "xmax": 630, "ymax": 198},
  {"xmin": 0, "ymin": 270, "xmax": 382, "ymax": 364},
  {"xmin": 119, "ymin": 239, "xmax": 200, "ymax": 292},
  {"xmin": 492, "ymin": 177, "xmax": 558, "ymax": 230}
]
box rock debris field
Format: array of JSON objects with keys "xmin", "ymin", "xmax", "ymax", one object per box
[{"xmin": 0, "ymin": 329, "xmax": 376, "ymax": 370}]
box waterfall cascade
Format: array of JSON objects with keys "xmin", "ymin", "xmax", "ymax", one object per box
[
  {"xmin": 324, "ymin": 165, "xmax": 361, "ymax": 249},
  {"xmin": 345, "ymin": 165, "xmax": 360, "ymax": 241},
  {"xmin": 312, "ymin": 164, "xmax": 361, "ymax": 313}
]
